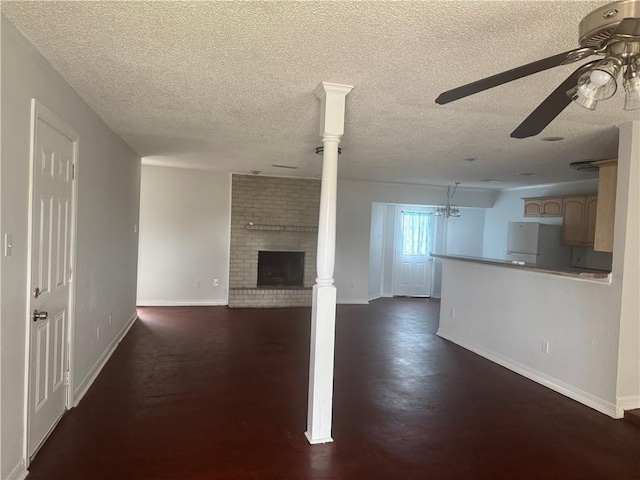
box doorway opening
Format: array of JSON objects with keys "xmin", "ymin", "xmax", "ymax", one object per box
[
  {"xmin": 367, "ymin": 203, "xmax": 444, "ymax": 301},
  {"xmin": 24, "ymin": 100, "xmax": 79, "ymax": 465}
]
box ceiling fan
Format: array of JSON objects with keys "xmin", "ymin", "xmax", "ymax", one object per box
[{"xmin": 435, "ymin": 0, "xmax": 640, "ymax": 139}]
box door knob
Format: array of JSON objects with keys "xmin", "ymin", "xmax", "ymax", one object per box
[
  {"xmin": 32, "ymin": 310, "xmax": 48, "ymax": 322},
  {"xmin": 33, "ymin": 287, "xmax": 40, "ymax": 298}
]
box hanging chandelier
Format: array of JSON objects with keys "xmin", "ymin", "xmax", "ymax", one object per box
[{"xmin": 435, "ymin": 182, "xmax": 461, "ymax": 218}]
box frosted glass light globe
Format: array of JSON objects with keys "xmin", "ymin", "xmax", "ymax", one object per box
[{"xmin": 589, "ymin": 69, "xmax": 612, "ymax": 86}]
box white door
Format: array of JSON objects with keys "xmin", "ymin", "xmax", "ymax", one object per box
[
  {"xmin": 27, "ymin": 103, "xmax": 76, "ymax": 458},
  {"xmin": 393, "ymin": 207, "xmax": 433, "ymax": 297}
]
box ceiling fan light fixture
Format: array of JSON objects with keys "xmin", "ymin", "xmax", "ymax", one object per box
[
  {"xmin": 589, "ymin": 57, "xmax": 622, "ymax": 88},
  {"xmin": 567, "ymin": 83, "xmax": 599, "ymax": 110},
  {"xmin": 624, "ymin": 76, "xmax": 640, "ymax": 110},
  {"xmin": 623, "ymin": 61, "xmax": 640, "ymax": 111},
  {"xmin": 568, "ymin": 58, "xmax": 622, "ymax": 109}
]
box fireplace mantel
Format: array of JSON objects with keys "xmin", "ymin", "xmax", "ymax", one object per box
[{"xmin": 244, "ymin": 223, "xmax": 318, "ymax": 233}]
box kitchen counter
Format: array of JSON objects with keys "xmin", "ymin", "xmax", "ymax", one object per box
[{"xmin": 431, "ymin": 253, "xmax": 610, "ymax": 280}]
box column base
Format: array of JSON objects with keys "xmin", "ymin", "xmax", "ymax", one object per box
[{"xmin": 304, "ymin": 431, "xmax": 334, "ymax": 445}]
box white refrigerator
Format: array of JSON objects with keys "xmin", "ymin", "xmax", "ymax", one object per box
[{"xmin": 506, "ymin": 222, "xmax": 571, "ymax": 267}]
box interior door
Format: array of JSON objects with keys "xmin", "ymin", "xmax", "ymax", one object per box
[
  {"xmin": 27, "ymin": 111, "xmax": 75, "ymax": 457},
  {"xmin": 393, "ymin": 207, "xmax": 432, "ymax": 297}
]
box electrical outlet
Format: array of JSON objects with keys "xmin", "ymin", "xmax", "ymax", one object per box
[
  {"xmin": 96, "ymin": 326, "xmax": 100, "ymax": 339},
  {"xmin": 134, "ymin": 224, "xmax": 138, "ymax": 234},
  {"xmin": 213, "ymin": 278, "xmax": 219, "ymax": 287},
  {"xmin": 109, "ymin": 313, "xmax": 113, "ymax": 325},
  {"xmin": 195, "ymin": 280, "xmax": 200, "ymax": 288},
  {"xmin": 449, "ymin": 308, "xmax": 456, "ymax": 319},
  {"xmin": 542, "ymin": 341, "xmax": 549, "ymax": 354}
]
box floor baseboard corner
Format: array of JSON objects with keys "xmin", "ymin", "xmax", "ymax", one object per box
[
  {"xmin": 5, "ymin": 459, "xmax": 28, "ymax": 480},
  {"xmin": 616, "ymin": 395, "xmax": 640, "ymax": 417}
]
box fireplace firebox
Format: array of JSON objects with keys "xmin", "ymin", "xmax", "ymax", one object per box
[{"xmin": 257, "ymin": 251, "xmax": 305, "ymax": 287}]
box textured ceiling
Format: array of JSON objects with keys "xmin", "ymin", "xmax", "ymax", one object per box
[{"xmin": 2, "ymin": 0, "xmax": 638, "ymax": 188}]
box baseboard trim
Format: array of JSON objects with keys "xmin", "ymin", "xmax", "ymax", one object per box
[
  {"xmin": 5, "ymin": 460, "xmax": 28, "ymax": 480},
  {"xmin": 367, "ymin": 293, "xmax": 381, "ymax": 301},
  {"xmin": 437, "ymin": 329, "xmax": 620, "ymax": 419},
  {"xmin": 136, "ymin": 300, "xmax": 228, "ymax": 306},
  {"xmin": 72, "ymin": 312, "xmax": 137, "ymax": 407},
  {"xmin": 616, "ymin": 395, "xmax": 640, "ymax": 417},
  {"xmin": 304, "ymin": 431, "xmax": 334, "ymax": 444},
  {"xmin": 337, "ymin": 299, "xmax": 370, "ymax": 305}
]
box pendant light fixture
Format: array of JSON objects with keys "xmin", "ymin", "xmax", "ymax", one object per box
[{"xmin": 435, "ymin": 182, "xmax": 462, "ymax": 218}]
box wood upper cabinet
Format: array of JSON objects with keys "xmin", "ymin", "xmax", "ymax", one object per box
[
  {"xmin": 541, "ymin": 198, "xmax": 562, "ymax": 216},
  {"xmin": 562, "ymin": 197, "xmax": 588, "ymax": 245},
  {"xmin": 561, "ymin": 196, "xmax": 597, "ymax": 246},
  {"xmin": 523, "ymin": 197, "xmax": 563, "ymax": 217},
  {"xmin": 593, "ymin": 159, "xmax": 617, "ymax": 252},
  {"xmin": 585, "ymin": 196, "xmax": 598, "ymax": 245},
  {"xmin": 524, "ymin": 199, "xmax": 542, "ymax": 216}
]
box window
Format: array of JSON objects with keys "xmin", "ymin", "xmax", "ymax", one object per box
[{"xmin": 401, "ymin": 211, "xmax": 431, "ymax": 255}]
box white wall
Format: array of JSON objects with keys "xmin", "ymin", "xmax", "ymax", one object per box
[
  {"xmin": 438, "ymin": 120, "xmax": 640, "ymax": 418},
  {"xmin": 438, "ymin": 260, "xmax": 621, "ymax": 414},
  {"xmin": 137, "ymin": 166, "xmax": 231, "ymax": 306},
  {"xmin": 615, "ymin": 121, "xmax": 640, "ymax": 408},
  {"xmin": 1, "ymin": 15, "xmax": 141, "ymax": 478},
  {"xmin": 382, "ymin": 204, "xmax": 396, "ymax": 296},
  {"xmin": 482, "ymin": 179, "xmax": 598, "ymax": 260},
  {"xmin": 367, "ymin": 203, "xmax": 384, "ymax": 299},
  {"xmin": 445, "ymin": 207, "xmax": 486, "ymax": 257},
  {"xmin": 336, "ymin": 180, "xmax": 494, "ymax": 303},
  {"xmin": 431, "ymin": 215, "xmax": 446, "ymax": 298}
]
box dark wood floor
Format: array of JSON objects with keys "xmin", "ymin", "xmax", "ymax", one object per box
[{"xmin": 27, "ymin": 298, "xmax": 639, "ymax": 479}]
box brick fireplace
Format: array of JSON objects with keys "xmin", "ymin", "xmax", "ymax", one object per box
[{"xmin": 228, "ymin": 174, "xmax": 320, "ymax": 308}]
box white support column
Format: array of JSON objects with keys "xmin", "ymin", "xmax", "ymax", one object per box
[{"xmin": 305, "ymin": 82, "xmax": 353, "ymax": 445}]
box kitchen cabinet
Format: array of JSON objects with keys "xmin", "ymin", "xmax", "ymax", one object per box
[
  {"xmin": 592, "ymin": 159, "xmax": 617, "ymax": 252},
  {"xmin": 585, "ymin": 196, "xmax": 598, "ymax": 245},
  {"xmin": 562, "ymin": 196, "xmax": 597, "ymax": 246},
  {"xmin": 523, "ymin": 197, "xmax": 563, "ymax": 217}
]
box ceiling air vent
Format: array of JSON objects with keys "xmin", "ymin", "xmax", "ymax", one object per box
[{"xmin": 570, "ymin": 160, "xmax": 599, "ymax": 172}]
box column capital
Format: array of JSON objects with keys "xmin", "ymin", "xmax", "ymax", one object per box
[
  {"xmin": 315, "ymin": 82, "xmax": 354, "ymax": 138},
  {"xmin": 314, "ymin": 82, "xmax": 354, "ymax": 99}
]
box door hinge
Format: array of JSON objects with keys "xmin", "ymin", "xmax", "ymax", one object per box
[
  {"xmin": 64, "ymin": 371, "xmax": 70, "ymax": 386},
  {"xmin": 72, "ymin": 164, "xmax": 75, "ymax": 180},
  {"xmin": 68, "ymin": 267, "xmax": 73, "ymax": 282}
]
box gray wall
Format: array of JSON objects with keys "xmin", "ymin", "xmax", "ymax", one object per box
[
  {"xmin": 445, "ymin": 207, "xmax": 486, "ymax": 257},
  {"xmin": 1, "ymin": 16, "xmax": 141, "ymax": 477},
  {"xmin": 367, "ymin": 203, "xmax": 385, "ymax": 298},
  {"xmin": 136, "ymin": 165, "xmax": 231, "ymax": 305}
]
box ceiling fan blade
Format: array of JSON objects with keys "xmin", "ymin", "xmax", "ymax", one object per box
[
  {"xmin": 510, "ymin": 61, "xmax": 599, "ymax": 139},
  {"xmin": 435, "ymin": 48, "xmax": 594, "ymax": 105}
]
